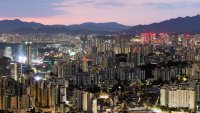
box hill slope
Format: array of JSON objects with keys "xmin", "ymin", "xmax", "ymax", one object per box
[
  {"xmin": 0, "ymin": 19, "xmax": 43, "ymax": 32},
  {"xmin": 0, "ymin": 20, "xmax": 129, "ymax": 34},
  {"xmin": 1, "ymin": 15, "xmax": 200, "ymax": 35},
  {"xmin": 124, "ymin": 15, "xmax": 200, "ymax": 34},
  {"xmin": 67, "ymin": 22, "xmax": 131, "ymax": 31}
]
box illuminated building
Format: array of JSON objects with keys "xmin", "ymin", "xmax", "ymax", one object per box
[
  {"xmin": 82, "ymin": 57, "xmax": 93, "ymax": 72},
  {"xmin": 10, "ymin": 62, "xmax": 22, "ymax": 81},
  {"xmin": 102, "ymin": 57, "xmax": 108, "ymax": 69},
  {"xmin": 0, "ymin": 56, "xmax": 11, "ymax": 76},
  {"xmin": 66, "ymin": 61, "xmax": 78, "ymax": 77},
  {"xmin": 92, "ymin": 99, "xmax": 98, "ymax": 113},
  {"xmin": 189, "ymin": 90, "xmax": 196, "ymax": 110},
  {"xmin": 160, "ymin": 85, "xmax": 196, "ymax": 110},
  {"xmin": 25, "ymin": 42, "xmax": 32, "ymax": 65},
  {"xmin": 73, "ymin": 90, "xmax": 95, "ymax": 112},
  {"xmin": 114, "ymin": 47, "xmax": 121, "ymax": 54},
  {"xmin": 82, "ymin": 92, "xmax": 88, "ymax": 111},
  {"xmin": 3, "ymin": 46, "xmax": 13, "ymax": 60},
  {"xmin": 57, "ymin": 64, "xmax": 64, "ymax": 78},
  {"xmin": 186, "ymin": 63, "xmax": 200, "ymax": 78},
  {"xmin": 82, "ymin": 60, "xmax": 88, "ymax": 72},
  {"xmin": 160, "ymin": 87, "xmax": 168, "ymax": 106}
]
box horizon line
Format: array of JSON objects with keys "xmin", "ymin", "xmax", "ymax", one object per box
[{"xmin": 0, "ymin": 14, "xmax": 199, "ymax": 26}]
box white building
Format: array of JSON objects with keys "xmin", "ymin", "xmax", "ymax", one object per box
[
  {"xmin": 160, "ymin": 86, "xmax": 196, "ymax": 110},
  {"xmin": 160, "ymin": 88, "xmax": 168, "ymax": 106},
  {"xmin": 82, "ymin": 92, "xmax": 88, "ymax": 111},
  {"xmin": 92, "ymin": 99, "xmax": 98, "ymax": 113},
  {"xmin": 189, "ymin": 90, "xmax": 196, "ymax": 110}
]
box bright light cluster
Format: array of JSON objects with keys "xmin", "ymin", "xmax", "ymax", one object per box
[
  {"xmin": 34, "ymin": 76, "xmax": 42, "ymax": 81},
  {"xmin": 18, "ymin": 56, "xmax": 26, "ymax": 63}
]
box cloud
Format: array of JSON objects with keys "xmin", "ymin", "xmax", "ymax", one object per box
[
  {"xmin": 0, "ymin": 0, "xmax": 126, "ymax": 18},
  {"xmin": 142, "ymin": 1, "xmax": 200, "ymax": 10},
  {"xmin": 59, "ymin": 0, "xmax": 126, "ymax": 9},
  {"xmin": 143, "ymin": 2, "xmax": 175, "ymax": 10},
  {"xmin": 94, "ymin": 2, "xmax": 125, "ymax": 9},
  {"xmin": 76, "ymin": 0, "xmax": 96, "ymax": 4},
  {"xmin": 0, "ymin": 0, "xmax": 67, "ymax": 17}
]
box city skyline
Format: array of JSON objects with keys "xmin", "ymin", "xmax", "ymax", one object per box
[
  {"xmin": 0, "ymin": 0, "xmax": 200, "ymax": 25},
  {"xmin": 0, "ymin": 1, "xmax": 200, "ymax": 113}
]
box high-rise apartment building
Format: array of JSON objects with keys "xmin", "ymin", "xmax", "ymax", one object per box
[
  {"xmin": 25, "ymin": 42, "xmax": 32, "ymax": 65},
  {"xmin": 160, "ymin": 86, "xmax": 196, "ymax": 110}
]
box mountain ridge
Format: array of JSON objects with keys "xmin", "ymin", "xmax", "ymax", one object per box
[
  {"xmin": 67, "ymin": 22, "xmax": 131, "ymax": 31},
  {"xmin": 0, "ymin": 19, "xmax": 43, "ymax": 32},
  {"xmin": 124, "ymin": 15, "xmax": 200, "ymax": 34},
  {"xmin": 1, "ymin": 15, "xmax": 200, "ymax": 34},
  {"xmin": 0, "ymin": 20, "xmax": 129, "ymax": 34}
]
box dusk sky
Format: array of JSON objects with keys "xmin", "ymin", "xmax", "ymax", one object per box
[{"xmin": 0, "ymin": 0, "xmax": 200, "ymax": 25}]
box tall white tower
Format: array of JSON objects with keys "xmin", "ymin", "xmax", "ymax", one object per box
[{"xmin": 25, "ymin": 42, "xmax": 32, "ymax": 65}]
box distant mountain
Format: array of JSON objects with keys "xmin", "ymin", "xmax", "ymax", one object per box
[
  {"xmin": 0, "ymin": 19, "xmax": 130, "ymax": 34},
  {"xmin": 67, "ymin": 22, "xmax": 131, "ymax": 31},
  {"xmin": 124, "ymin": 15, "xmax": 200, "ymax": 34},
  {"xmin": 1, "ymin": 15, "xmax": 200, "ymax": 35},
  {"xmin": 0, "ymin": 19, "xmax": 43, "ymax": 32}
]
